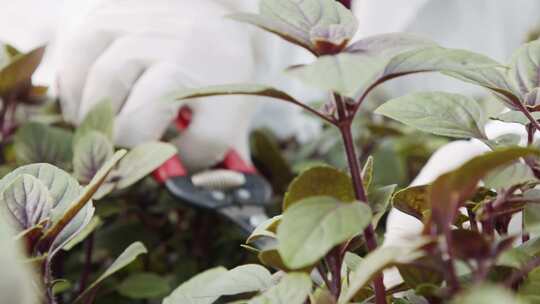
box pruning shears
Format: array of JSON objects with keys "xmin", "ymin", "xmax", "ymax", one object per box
[
  {"xmin": 154, "ymin": 150, "xmax": 272, "ymax": 233},
  {"xmin": 153, "ymin": 105, "xmax": 273, "ymax": 234}
]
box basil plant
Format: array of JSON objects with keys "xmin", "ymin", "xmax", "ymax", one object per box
[{"xmin": 164, "ymin": 0, "xmax": 540, "ymax": 303}]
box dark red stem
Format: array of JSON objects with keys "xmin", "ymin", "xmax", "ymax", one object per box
[
  {"xmin": 79, "ymin": 233, "xmax": 95, "ymax": 295},
  {"xmin": 337, "ymin": 0, "xmax": 352, "ymax": 9},
  {"xmin": 335, "ymin": 94, "xmax": 387, "ymax": 304},
  {"xmin": 326, "ymin": 247, "xmax": 343, "ymax": 298}
]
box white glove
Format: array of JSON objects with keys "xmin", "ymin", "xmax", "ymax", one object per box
[
  {"xmin": 354, "ymin": 0, "xmax": 540, "ymax": 97},
  {"xmin": 56, "ymin": 0, "xmax": 259, "ymax": 171}
]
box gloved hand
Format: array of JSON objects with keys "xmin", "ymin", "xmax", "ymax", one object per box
[{"xmin": 56, "ymin": 0, "xmax": 258, "ymax": 172}]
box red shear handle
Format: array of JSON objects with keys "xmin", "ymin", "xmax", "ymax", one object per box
[
  {"xmin": 153, "ymin": 154, "xmax": 187, "ymax": 183},
  {"xmin": 154, "ymin": 105, "xmax": 256, "ymax": 183},
  {"xmin": 220, "ymin": 149, "xmax": 257, "ymax": 174}
]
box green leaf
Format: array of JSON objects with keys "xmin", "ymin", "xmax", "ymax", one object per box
[
  {"xmin": 508, "ymin": 40, "xmax": 540, "ymax": 98},
  {"xmin": 290, "ymin": 47, "xmax": 500, "ymax": 99},
  {"xmin": 231, "ymin": 0, "xmax": 357, "ymax": 54},
  {"xmin": 117, "ymin": 272, "xmax": 170, "ymax": 299},
  {"xmin": 277, "ymin": 196, "xmax": 372, "ymax": 269},
  {"xmin": 205, "ymin": 264, "xmax": 273, "ymax": 298},
  {"xmin": 452, "ymin": 284, "xmax": 523, "ymax": 304},
  {"xmin": 444, "ymin": 67, "xmax": 521, "ymax": 109},
  {"xmin": 14, "ymin": 122, "xmax": 74, "ymax": 169},
  {"xmin": 74, "ymin": 99, "xmax": 115, "ymax": 144},
  {"xmin": 174, "ymin": 83, "xmax": 302, "ymax": 105},
  {"xmin": 115, "ymin": 142, "xmax": 176, "ymax": 189},
  {"xmin": 344, "ymin": 252, "xmax": 363, "ymax": 272},
  {"xmin": 247, "ymin": 272, "xmax": 312, "ymax": 304},
  {"xmin": 0, "ymin": 44, "xmax": 11, "ymax": 69},
  {"xmin": 526, "ymin": 88, "xmax": 540, "ymax": 108},
  {"xmin": 518, "ymin": 267, "xmax": 540, "ymax": 302},
  {"xmin": 493, "ymin": 111, "xmax": 540, "ymax": 125},
  {"xmin": 258, "ymin": 248, "xmax": 304, "ymax": 272},
  {"xmin": 62, "ymin": 216, "xmax": 102, "ymax": 251},
  {"xmin": 0, "ymin": 163, "xmax": 89, "ymax": 256},
  {"xmin": 361, "ymin": 156, "xmax": 374, "ymax": 190},
  {"xmin": 430, "ymin": 147, "xmax": 540, "ymax": 231},
  {"xmin": 524, "ymin": 204, "xmax": 540, "ymax": 236},
  {"xmin": 397, "ymin": 257, "xmax": 443, "ymax": 289},
  {"xmin": 340, "ymin": 242, "xmax": 425, "ymax": 304},
  {"xmin": 246, "ymin": 215, "xmax": 281, "ymax": 244},
  {"xmin": 73, "ymin": 131, "xmax": 114, "ymax": 184},
  {"xmin": 489, "ymin": 133, "xmax": 522, "ymax": 148},
  {"xmin": 250, "ymin": 129, "xmax": 294, "ymax": 194},
  {"xmin": 346, "ymin": 33, "xmax": 436, "ymax": 57},
  {"xmin": 498, "ymin": 248, "xmax": 533, "ymax": 269},
  {"xmin": 385, "ymin": 47, "xmax": 501, "ymax": 78},
  {"xmin": 0, "ymin": 212, "xmax": 38, "ymax": 304},
  {"xmin": 484, "ymin": 163, "xmax": 535, "ymax": 190},
  {"xmin": 283, "ymin": 165, "xmax": 355, "ymax": 210},
  {"xmin": 0, "ymin": 174, "xmax": 52, "ymax": 230},
  {"xmin": 368, "ymin": 184, "xmax": 396, "ymax": 228},
  {"xmin": 52, "ymin": 279, "xmax": 72, "ymax": 296},
  {"xmin": 164, "ymin": 265, "xmax": 273, "ymax": 304},
  {"xmin": 392, "ymin": 185, "xmax": 430, "ymax": 221},
  {"xmin": 310, "ymin": 288, "xmax": 335, "ymax": 304},
  {"xmin": 75, "ymin": 242, "xmax": 148, "ymax": 303},
  {"xmin": 498, "ymin": 236, "xmax": 540, "ymax": 268},
  {"xmin": 163, "ymin": 267, "xmax": 227, "ymax": 304},
  {"xmin": 44, "ymin": 150, "xmax": 126, "ymax": 256},
  {"xmin": 287, "ymin": 53, "xmax": 387, "ymax": 98},
  {"xmin": 0, "ymin": 163, "xmax": 80, "ymax": 215},
  {"xmin": 375, "ymin": 92, "xmax": 487, "ymax": 139},
  {"xmin": 0, "ymin": 46, "xmax": 45, "ymax": 96}
]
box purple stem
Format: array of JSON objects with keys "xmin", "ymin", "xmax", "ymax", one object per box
[{"xmin": 335, "ymin": 94, "xmax": 387, "ymax": 304}]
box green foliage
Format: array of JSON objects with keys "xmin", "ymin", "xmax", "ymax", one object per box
[
  {"xmin": 341, "ymin": 242, "xmax": 426, "ymax": 303},
  {"xmin": 15, "ymin": 122, "xmax": 74, "ymax": 169},
  {"xmin": 392, "ymin": 185, "xmax": 430, "ymax": 221},
  {"xmin": 518, "ymin": 267, "xmax": 540, "ymax": 302},
  {"xmin": 229, "ymin": 0, "xmax": 357, "ymax": 55},
  {"xmin": 509, "ymin": 40, "xmax": 540, "ymax": 104},
  {"xmin": 73, "ymin": 131, "xmax": 114, "ymax": 184},
  {"xmin": 74, "ymin": 100, "xmax": 115, "ymax": 144},
  {"xmin": 375, "ymin": 92, "xmax": 488, "ymax": 139},
  {"xmin": 163, "ymin": 265, "xmax": 273, "ymax": 304},
  {"xmin": 5, "ymin": 1, "xmax": 540, "ymax": 303},
  {"xmin": 0, "ymin": 46, "xmax": 45, "ymax": 97},
  {"xmin": 283, "ymin": 165, "xmax": 355, "ymax": 210},
  {"xmin": 115, "ymin": 142, "xmax": 176, "ymax": 189},
  {"xmin": 430, "ymin": 147, "xmax": 540, "ymax": 231},
  {"xmin": 117, "ymin": 272, "xmax": 170, "ymax": 299},
  {"xmin": 246, "ymin": 215, "xmax": 281, "ymax": 244},
  {"xmin": 169, "ymin": 0, "xmax": 540, "ymax": 302},
  {"xmin": 248, "ymin": 273, "xmax": 312, "ymax": 304},
  {"xmin": 75, "ymin": 242, "xmax": 148, "ymax": 303},
  {"xmin": 289, "ymin": 46, "xmax": 499, "ymax": 99},
  {"xmin": 174, "ymin": 83, "xmax": 301, "ymax": 105},
  {"xmin": 494, "ymin": 111, "xmax": 540, "ymax": 125},
  {"xmin": 277, "ymin": 196, "xmax": 371, "ymax": 269},
  {"xmin": 0, "ymin": 174, "xmax": 52, "ymax": 229},
  {"xmin": 250, "ymin": 129, "xmax": 295, "ymax": 194},
  {"xmin": 452, "ymin": 285, "xmax": 523, "ymax": 304},
  {"xmin": 368, "ymin": 184, "xmax": 396, "ymax": 228}
]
